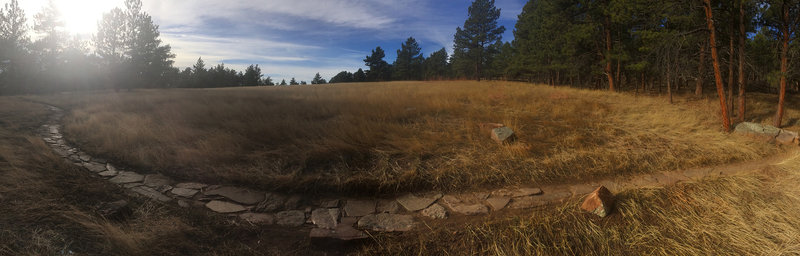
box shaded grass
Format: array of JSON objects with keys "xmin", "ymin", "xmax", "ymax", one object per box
[
  {"xmin": 355, "ymin": 158, "xmax": 800, "ymax": 255},
  {"xmin": 31, "ymin": 81, "xmax": 785, "ymax": 194}
]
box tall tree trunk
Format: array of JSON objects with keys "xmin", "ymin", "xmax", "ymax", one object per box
[
  {"xmin": 696, "ymin": 38, "xmax": 707, "ymax": 95},
  {"xmin": 728, "ymin": 22, "xmax": 735, "ymax": 118},
  {"xmin": 738, "ymin": 0, "xmax": 746, "ymax": 122},
  {"xmin": 604, "ymin": 17, "xmax": 615, "ymax": 92},
  {"xmin": 616, "ymin": 59, "xmax": 621, "ymax": 89},
  {"xmin": 704, "ymin": 0, "xmax": 732, "ymax": 132},
  {"xmin": 667, "ymin": 60, "xmax": 673, "ymax": 104},
  {"xmin": 775, "ymin": 2, "xmax": 789, "ymax": 127}
]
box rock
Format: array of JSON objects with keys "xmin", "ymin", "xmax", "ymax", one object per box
[
  {"xmin": 311, "ymin": 208, "xmax": 341, "ymax": 229},
  {"xmin": 123, "ymin": 183, "xmax": 143, "ymax": 189},
  {"xmin": 396, "ymin": 193, "xmax": 442, "ymax": 212},
  {"xmin": 309, "ymin": 217, "xmax": 367, "ymax": 241},
  {"xmin": 96, "ymin": 200, "xmax": 131, "ymax": 220},
  {"xmin": 343, "ymin": 200, "xmax": 376, "ymax": 217},
  {"xmin": 255, "ymin": 193, "xmax": 286, "ymax": 212},
  {"xmin": 491, "ymin": 127, "xmax": 516, "ymax": 144},
  {"xmin": 143, "ymin": 174, "xmax": 172, "ymax": 188},
  {"xmin": 357, "ymin": 213, "xmax": 416, "ymax": 232},
  {"xmin": 776, "ymin": 130, "xmax": 799, "ymax": 145},
  {"xmin": 77, "ymin": 152, "xmax": 91, "ymax": 162},
  {"xmin": 485, "ymin": 196, "xmax": 510, "ymax": 210},
  {"xmin": 108, "ymin": 171, "xmax": 144, "ymax": 184},
  {"xmin": 82, "ymin": 162, "xmax": 107, "ymax": 173},
  {"xmin": 492, "ymin": 188, "xmax": 542, "ymax": 197},
  {"xmin": 421, "ymin": 203, "xmax": 447, "ymax": 219},
  {"xmin": 275, "ymin": 210, "xmax": 306, "ymax": 227},
  {"xmin": 734, "ymin": 122, "xmax": 781, "ymax": 136},
  {"xmin": 377, "ymin": 199, "xmax": 400, "ymax": 213},
  {"xmin": 240, "ymin": 213, "xmax": 274, "ymax": 224},
  {"xmin": 204, "ymin": 186, "xmax": 265, "ymax": 205},
  {"xmin": 97, "ymin": 170, "xmax": 118, "ymax": 177},
  {"xmin": 171, "ymin": 187, "xmax": 199, "ymax": 198},
  {"xmin": 177, "ymin": 200, "xmax": 190, "ymax": 208},
  {"xmin": 439, "ymin": 194, "xmax": 489, "ymax": 215},
  {"xmin": 130, "ymin": 186, "xmax": 172, "ymax": 202},
  {"xmin": 479, "ymin": 123, "xmax": 505, "ymax": 135},
  {"xmin": 320, "ymin": 199, "xmax": 340, "ymax": 208},
  {"xmin": 284, "ymin": 195, "xmax": 304, "ymax": 209},
  {"xmin": 175, "ymin": 182, "xmax": 207, "ymax": 189},
  {"xmin": 205, "ymin": 200, "xmax": 247, "ymax": 213},
  {"xmin": 580, "ymin": 186, "xmax": 615, "ymax": 217}
]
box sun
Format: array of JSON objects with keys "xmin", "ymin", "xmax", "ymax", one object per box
[{"xmin": 54, "ymin": 0, "xmax": 122, "ymax": 34}]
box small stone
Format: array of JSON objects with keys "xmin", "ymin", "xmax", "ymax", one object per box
[
  {"xmin": 143, "ymin": 174, "xmax": 172, "ymax": 188},
  {"xmin": 204, "ymin": 186, "xmax": 265, "ymax": 205},
  {"xmin": 130, "ymin": 186, "xmax": 172, "ymax": 202},
  {"xmin": 357, "ymin": 213, "xmax": 416, "ymax": 232},
  {"xmin": 175, "ymin": 182, "xmax": 207, "ymax": 189},
  {"xmin": 580, "ymin": 186, "xmax": 615, "ymax": 217},
  {"xmin": 311, "ymin": 208, "xmax": 340, "ymax": 229},
  {"xmin": 491, "ymin": 127, "xmax": 516, "ymax": 144},
  {"xmin": 343, "ymin": 200, "xmax": 376, "ymax": 217},
  {"xmin": 109, "ymin": 171, "xmax": 144, "ymax": 184},
  {"xmin": 377, "ymin": 200, "xmax": 400, "ymax": 213},
  {"xmin": 98, "ymin": 170, "xmax": 118, "ymax": 177},
  {"xmin": 396, "ymin": 193, "xmax": 442, "ymax": 212},
  {"xmin": 421, "ymin": 203, "xmax": 447, "ymax": 219},
  {"xmin": 320, "ymin": 199, "xmax": 340, "ymax": 208},
  {"xmin": 255, "ymin": 193, "xmax": 286, "ymax": 212},
  {"xmin": 82, "ymin": 162, "xmax": 107, "ymax": 173},
  {"xmin": 275, "ymin": 210, "xmax": 306, "ymax": 227},
  {"xmin": 485, "ymin": 196, "xmax": 510, "ymax": 210},
  {"xmin": 205, "ymin": 200, "xmax": 247, "ymax": 213},
  {"xmin": 171, "ymin": 187, "xmax": 199, "ymax": 198},
  {"xmin": 77, "ymin": 152, "xmax": 91, "ymax": 162},
  {"xmin": 240, "ymin": 213, "xmax": 274, "ymax": 224}
]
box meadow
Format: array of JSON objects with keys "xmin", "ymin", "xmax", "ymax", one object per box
[{"xmin": 32, "ymin": 81, "xmax": 787, "ymax": 195}]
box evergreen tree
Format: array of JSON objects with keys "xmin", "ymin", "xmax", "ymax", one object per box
[
  {"xmin": 289, "ymin": 77, "xmax": 298, "ymax": 85},
  {"xmin": 452, "ymin": 0, "xmax": 505, "ymax": 80},
  {"xmin": 364, "ymin": 46, "xmax": 391, "ymax": 81},
  {"xmin": 424, "ymin": 48, "xmax": 449, "ymax": 80},
  {"xmin": 280, "ymin": 79, "xmax": 287, "ymax": 85},
  {"xmin": 329, "ymin": 71, "xmax": 354, "ymax": 83},
  {"xmin": 393, "ymin": 37, "xmax": 423, "ymax": 80},
  {"xmin": 0, "ymin": 0, "xmax": 29, "ymax": 94},
  {"xmin": 311, "ymin": 72, "xmax": 327, "ymax": 84},
  {"xmin": 353, "ymin": 68, "xmax": 367, "ymax": 82},
  {"xmin": 243, "ymin": 64, "xmax": 262, "ymax": 86},
  {"xmin": 263, "ymin": 76, "xmax": 274, "ymax": 86}
]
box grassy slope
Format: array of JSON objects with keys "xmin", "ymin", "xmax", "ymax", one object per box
[
  {"xmin": 34, "ymin": 81, "xmax": 778, "ymax": 194},
  {"xmin": 0, "ymin": 97, "xmax": 333, "ymax": 255}
]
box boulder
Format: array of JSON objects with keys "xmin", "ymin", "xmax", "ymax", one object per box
[
  {"xmin": 580, "ymin": 186, "xmax": 615, "ymax": 217},
  {"xmin": 343, "ymin": 200, "xmax": 376, "ymax": 217},
  {"xmin": 205, "ymin": 200, "xmax": 247, "ymax": 213},
  {"xmin": 357, "ymin": 213, "xmax": 416, "ymax": 232},
  {"xmin": 734, "ymin": 122, "xmax": 781, "ymax": 136},
  {"xmin": 204, "ymin": 186, "xmax": 265, "ymax": 205},
  {"xmin": 491, "ymin": 127, "xmax": 516, "ymax": 144},
  {"xmin": 275, "ymin": 210, "xmax": 306, "ymax": 227},
  {"xmin": 421, "ymin": 203, "xmax": 447, "ymax": 219}
]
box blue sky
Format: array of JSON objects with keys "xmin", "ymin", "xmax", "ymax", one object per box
[{"xmin": 7, "ymin": 0, "xmax": 526, "ymax": 82}]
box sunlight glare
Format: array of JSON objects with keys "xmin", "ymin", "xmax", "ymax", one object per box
[{"xmin": 55, "ymin": 0, "xmax": 121, "ymax": 34}]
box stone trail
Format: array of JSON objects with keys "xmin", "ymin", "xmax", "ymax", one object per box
[{"xmin": 38, "ymin": 105, "xmax": 799, "ymax": 241}]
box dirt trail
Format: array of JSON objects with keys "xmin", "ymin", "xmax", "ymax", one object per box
[{"xmin": 38, "ymin": 103, "xmax": 800, "ymax": 240}]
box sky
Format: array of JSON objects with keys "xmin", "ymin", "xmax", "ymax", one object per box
[{"xmin": 4, "ymin": 0, "xmax": 525, "ymax": 82}]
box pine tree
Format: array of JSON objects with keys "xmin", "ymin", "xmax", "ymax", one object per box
[
  {"xmin": 452, "ymin": 0, "xmax": 505, "ymax": 81},
  {"xmin": 364, "ymin": 46, "xmax": 390, "ymax": 81},
  {"xmin": 243, "ymin": 64, "xmax": 262, "ymax": 86},
  {"xmin": 280, "ymin": 79, "xmax": 287, "ymax": 85},
  {"xmin": 393, "ymin": 37, "xmax": 423, "ymax": 80},
  {"xmin": 424, "ymin": 48, "xmax": 449, "ymax": 80},
  {"xmin": 0, "ymin": 0, "xmax": 29, "ymax": 93},
  {"xmin": 353, "ymin": 68, "xmax": 367, "ymax": 82},
  {"xmin": 311, "ymin": 72, "xmax": 327, "ymax": 84},
  {"xmin": 289, "ymin": 77, "xmax": 298, "ymax": 85}
]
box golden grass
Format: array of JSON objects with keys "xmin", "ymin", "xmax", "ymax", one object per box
[
  {"xmin": 356, "ymin": 154, "xmax": 800, "ymax": 255},
  {"xmin": 30, "ymin": 81, "xmax": 788, "ymax": 194}
]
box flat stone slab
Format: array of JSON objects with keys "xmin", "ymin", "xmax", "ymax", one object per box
[
  {"xmin": 109, "ymin": 171, "xmax": 144, "ymax": 184},
  {"xmin": 492, "ymin": 187, "xmax": 543, "ymax": 197},
  {"xmin": 239, "ymin": 213, "xmax": 274, "ymax": 224},
  {"xmin": 175, "ymin": 182, "xmax": 207, "ymax": 189},
  {"xmin": 143, "ymin": 174, "xmax": 172, "ymax": 188},
  {"xmin": 275, "ymin": 210, "xmax": 306, "ymax": 227},
  {"xmin": 421, "ymin": 203, "xmax": 447, "ymax": 219},
  {"xmin": 377, "ymin": 200, "xmax": 400, "ymax": 213},
  {"xmin": 343, "ymin": 200, "xmax": 375, "ymax": 217},
  {"xmin": 77, "ymin": 152, "xmax": 91, "ymax": 162},
  {"xmin": 485, "ymin": 196, "xmax": 510, "ymax": 210},
  {"xmin": 311, "ymin": 208, "xmax": 340, "ymax": 229},
  {"xmin": 439, "ymin": 195, "xmax": 489, "ymax": 215},
  {"xmin": 205, "ymin": 200, "xmax": 246, "ymax": 213},
  {"xmin": 98, "ymin": 170, "xmax": 119, "ymax": 177},
  {"xmin": 204, "ymin": 186, "xmax": 265, "ymax": 205},
  {"xmin": 171, "ymin": 187, "xmax": 199, "ymax": 198},
  {"xmin": 309, "ymin": 217, "xmax": 367, "ymax": 241},
  {"xmin": 130, "ymin": 186, "xmax": 172, "ymax": 202},
  {"xmin": 82, "ymin": 162, "xmax": 107, "ymax": 173},
  {"xmin": 357, "ymin": 213, "xmax": 416, "ymax": 232},
  {"xmin": 396, "ymin": 193, "xmax": 442, "ymax": 212}
]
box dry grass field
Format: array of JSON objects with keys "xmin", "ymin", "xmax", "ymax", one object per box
[
  {"xmin": 6, "ymin": 81, "xmax": 800, "ymax": 255},
  {"xmin": 31, "ymin": 81, "xmax": 788, "ymax": 195}
]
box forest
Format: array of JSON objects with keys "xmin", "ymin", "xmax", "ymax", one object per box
[{"xmin": 0, "ymin": 0, "xmax": 798, "ymax": 126}]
